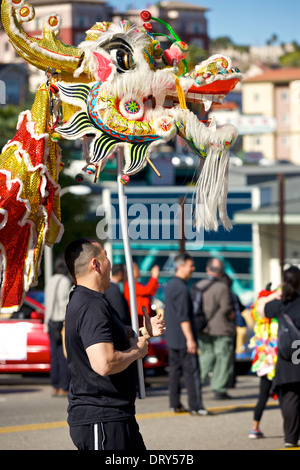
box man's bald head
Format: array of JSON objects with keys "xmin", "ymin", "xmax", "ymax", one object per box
[{"xmin": 206, "ymin": 258, "xmax": 225, "ymax": 278}]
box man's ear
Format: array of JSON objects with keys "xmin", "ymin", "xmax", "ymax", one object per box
[{"xmin": 91, "ymin": 258, "xmax": 101, "ymax": 273}]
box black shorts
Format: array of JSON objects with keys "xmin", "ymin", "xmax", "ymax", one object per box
[{"xmin": 69, "ymin": 416, "xmax": 146, "ymax": 450}]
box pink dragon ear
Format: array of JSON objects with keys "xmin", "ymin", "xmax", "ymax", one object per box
[{"xmin": 93, "ymin": 52, "xmax": 115, "ymax": 82}]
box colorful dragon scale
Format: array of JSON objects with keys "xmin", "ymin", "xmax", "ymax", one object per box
[
  {"xmin": 0, "ymin": 0, "xmax": 243, "ymax": 312},
  {"xmin": 0, "ymin": 84, "xmax": 63, "ymax": 313}
]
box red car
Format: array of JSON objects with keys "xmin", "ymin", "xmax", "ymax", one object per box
[
  {"xmin": 0, "ymin": 294, "xmax": 169, "ymax": 375},
  {"xmin": 143, "ymin": 298, "xmax": 168, "ymax": 374},
  {"xmin": 0, "ymin": 295, "xmax": 51, "ymax": 374},
  {"xmin": 143, "ymin": 335, "xmax": 168, "ymax": 374}
]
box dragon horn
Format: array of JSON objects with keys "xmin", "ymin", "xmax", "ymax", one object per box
[{"xmin": 1, "ymin": 0, "xmax": 89, "ymax": 83}]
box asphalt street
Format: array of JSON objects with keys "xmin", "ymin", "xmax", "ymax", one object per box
[{"xmin": 0, "ymin": 372, "xmax": 297, "ymax": 452}]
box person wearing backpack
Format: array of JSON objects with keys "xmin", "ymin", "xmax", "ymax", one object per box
[
  {"xmin": 259, "ymin": 266, "xmax": 300, "ymax": 448},
  {"xmin": 192, "ymin": 258, "xmax": 235, "ymax": 400}
]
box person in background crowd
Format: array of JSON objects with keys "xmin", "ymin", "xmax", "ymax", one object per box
[
  {"xmin": 193, "ymin": 258, "xmax": 235, "ymax": 400},
  {"xmin": 104, "ymin": 264, "xmax": 131, "ymax": 325},
  {"xmin": 258, "ymin": 266, "xmax": 300, "ymax": 448},
  {"xmin": 124, "ymin": 262, "xmax": 159, "ymax": 327},
  {"xmin": 222, "ymin": 273, "xmax": 246, "ymax": 388},
  {"xmin": 164, "ymin": 253, "xmax": 208, "ymax": 416},
  {"xmin": 45, "ymin": 257, "xmax": 71, "ymax": 397},
  {"xmin": 248, "ymin": 285, "xmax": 279, "ymax": 439}
]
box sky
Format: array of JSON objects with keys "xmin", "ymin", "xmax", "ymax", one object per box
[{"xmin": 110, "ymin": 0, "xmax": 300, "ymax": 46}]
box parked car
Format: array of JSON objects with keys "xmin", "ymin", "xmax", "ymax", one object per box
[
  {"xmin": 0, "ymin": 295, "xmax": 50, "ymax": 374},
  {"xmin": 144, "ymin": 297, "xmax": 168, "ymax": 375},
  {"xmin": 143, "ymin": 335, "xmax": 168, "ymax": 374},
  {"xmin": 0, "ymin": 293, "xmax": 170, "ymax": 376},
  {"xmin": 229, "ymin": 155, "xmax": 243, "ymax": 167}
]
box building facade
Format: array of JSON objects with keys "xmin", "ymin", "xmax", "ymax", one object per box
[
  {"xmin": 0, "ymin": 63, "xmax": 28, "ymax": 105},
  {"xmin": 242, "ymin": 68, "xmax": 300, "ymax": 164},
  {"xmin": 234, "ymin": 174, "xmax": 300, "ymax": 293}
]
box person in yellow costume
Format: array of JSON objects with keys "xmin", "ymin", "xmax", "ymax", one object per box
[{"xmin": 248, "ymin": 286, "xmax": 280, "ymax": 439}]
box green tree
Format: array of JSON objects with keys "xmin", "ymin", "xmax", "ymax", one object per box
[
  {"xmin": 209, "ymin": 36, "xmax": 249, "ymax": 54},
  {"xmin": 186, "ymin": 44, "xmax": 207, "ymax": 69},
  {"xmin": 0, "ymin": 93, "xmax": 35, "ymax": 150},
  {"xmin": 279, "ymin": 47, "xmax": 300, "ymax": 67},
  {"xmin": 50, "ymin": 141, "xmax": 101, "ymax": 265},
  {"xmin": 266, "ymin": 34, "xmax": 278, "ymax": 46},
  {"xmin": 210, "ymin": 36, "xmax": 233, "ymax": 49}
]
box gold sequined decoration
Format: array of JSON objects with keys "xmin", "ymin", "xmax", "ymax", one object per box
[
  {"xmin": 1, "ymin": 0, "xmax": 87, "ymax": 83},
  {"xmin": 0, "ymin": 84, "xmax": 62, "ymax": 287}
]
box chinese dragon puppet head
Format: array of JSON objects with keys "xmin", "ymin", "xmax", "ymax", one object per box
[{"xmin": 0, "ymin": 0, "xmax": 243, "ymax": 312}]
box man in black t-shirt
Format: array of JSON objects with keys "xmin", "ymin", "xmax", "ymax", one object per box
[
  {"xmin": 164, "ymin": 253, "xmax": 208, "ymax": 416},
  {"xmin": 64, "ymin": 238, "xmax": 164, "ymax": 450}
]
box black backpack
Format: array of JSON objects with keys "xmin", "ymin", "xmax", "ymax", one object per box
[
  {"xmin": 278, "ymin": 311, "xmax": 300, "ymax": 361},
  {"xmin": 192, "ymin": 279, "xmax": 216, "ymax": 333}
]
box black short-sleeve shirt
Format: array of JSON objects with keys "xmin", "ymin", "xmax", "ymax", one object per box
[
  {"xmin": 164, "ymin": 276, "xmax": 197, "ymax": 350},
  {"xmin": 65, "ymin": 285, "xmax": 137, "ymax": 426}
]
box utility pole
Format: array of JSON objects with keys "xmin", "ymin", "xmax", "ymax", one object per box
[
  {"xmin": 278, "ymin": 173, "xmax": 285, "ymax": 282},
  {"xmin": 179, "ymin": 196, "xmax": 185, "ymax": 253}
]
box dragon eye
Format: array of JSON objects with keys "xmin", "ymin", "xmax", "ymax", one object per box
[
  {"xmin": 100, "ymin": 37, "xmax": 135, "ymax": 73},
  {"xmin": 116, "ymin": 50, "xmax": 134, "ymax": 70},
  {"xmin": 108, "ymin": 48, "xmax": 135, "ymax": 73}
]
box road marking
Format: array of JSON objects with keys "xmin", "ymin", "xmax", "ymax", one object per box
[
  {"xmin": 0, "ymin": 405, "xmax": 297, "ymax": 450},
  {"xmin": 137, "ymin": 402, "xmax": 278, "ymax": 419},
  {"xmin": 0, "ymin": 421, "xmax": 68, "ymax": 434},
  {"xmin": 0, "ymin": 402, "xmax": 278, "ymax": 433}
]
